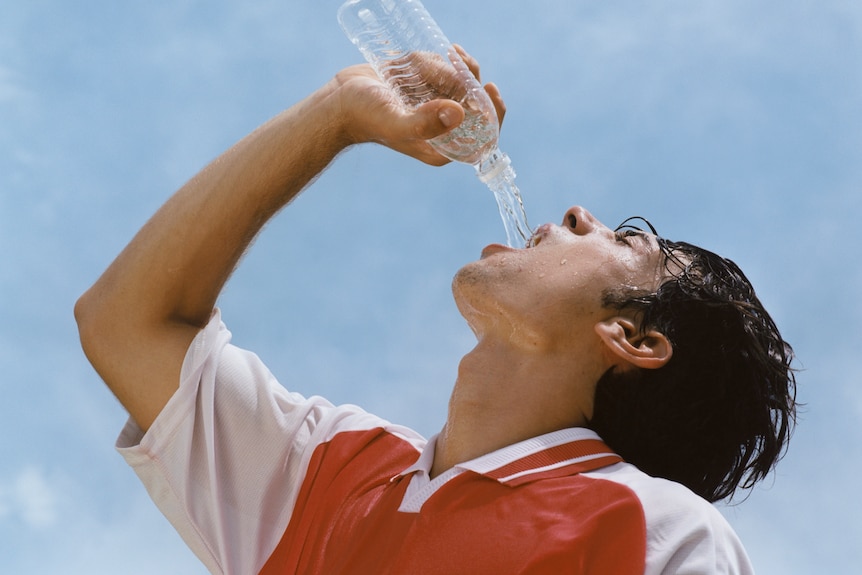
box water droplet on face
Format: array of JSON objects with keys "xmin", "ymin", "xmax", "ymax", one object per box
[
  {"xmin": 539, "ymin": 273, "xmax": 546, "ymax": 279},
  {"xmin": 560, "ymin": 258, "xmax": 567, "ymax": 265}
]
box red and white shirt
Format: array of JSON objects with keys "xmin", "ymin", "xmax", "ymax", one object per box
[{"xmin": 117, "ymin": 311, "xmax": 754, "ymax": 575}]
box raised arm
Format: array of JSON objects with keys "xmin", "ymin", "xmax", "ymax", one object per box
[{"xmin": 75, "ymin": 63, "xmax": 501, "ymax": 431}]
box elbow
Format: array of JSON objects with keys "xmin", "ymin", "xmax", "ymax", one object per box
[
  {"xmin": 73, "ymin": 290, "xmax": 90, "ymax": 332},
  {"xmin": 74, "ymin": 287, "xmax": 110, "ymax": 369},
  {"xmin": 75, "ymin": 285, "xmax": 128, "ymax": 387},
  {"xmin": 74, "ymin": 289, "xmax": 96, "ymax": 358}
]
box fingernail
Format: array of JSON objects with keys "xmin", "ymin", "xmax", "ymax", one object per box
[{"xmin": 438, "ymin": 108, "xmax": 457, "ymax": 128}]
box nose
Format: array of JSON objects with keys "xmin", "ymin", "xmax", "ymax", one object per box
[{"xmin": 562, "ymin": 206, "xmax": 606, "ymax": 236}]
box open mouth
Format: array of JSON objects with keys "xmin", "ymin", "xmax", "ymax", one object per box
[{"xmin": 527, "ymin": 231, "xmax": 543, "ymax": 248}]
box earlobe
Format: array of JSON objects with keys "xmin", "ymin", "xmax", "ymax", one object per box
[{"xmin": 595, "ymin": 317, "xmax": 673, "ymax": 370}]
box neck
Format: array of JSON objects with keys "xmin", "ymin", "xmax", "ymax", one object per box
[{"xmin": 430, "ymin": 336, "xmax": 595, "ymax": 478}]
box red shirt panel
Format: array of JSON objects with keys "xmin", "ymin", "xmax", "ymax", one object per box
[{"xmin": 260, "ymin": 428, "xmax": 646, "ymax": 575}]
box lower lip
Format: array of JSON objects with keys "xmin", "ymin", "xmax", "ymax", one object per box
[{"xmin": 480, "ymin": 243, "xmax": 513, "ymax": 259}]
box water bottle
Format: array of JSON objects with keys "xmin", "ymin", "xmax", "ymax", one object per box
[{"xmin": 337, "ymin": 0, "xmax": 532, "ymax": 246}]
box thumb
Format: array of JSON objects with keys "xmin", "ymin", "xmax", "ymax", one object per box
[{"xmin": 412, "ymin": 100, "xmax": 465, "ymax": 140}]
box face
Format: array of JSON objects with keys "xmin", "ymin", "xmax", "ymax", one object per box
[{"xmin": 452, "ymin": 206, "xmax": 666, "ymax": 350}]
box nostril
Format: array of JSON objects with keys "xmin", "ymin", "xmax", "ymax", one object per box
[{"xmin": 568, "ymin": 213, "xmax": 577, "ymax": 229}]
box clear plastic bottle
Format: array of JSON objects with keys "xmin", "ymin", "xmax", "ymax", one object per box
[{"xmin": 337, "ymin": 0, "xmax": 532, "ymax": 247}]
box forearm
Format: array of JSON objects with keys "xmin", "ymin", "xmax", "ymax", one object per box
[
  {"xmin": 75, "ymin": 81, "xmax": 348, "ymax": 428},
  {"xmin": 92, "ymin": 89, "xmax": 345, "ymax": 327}
]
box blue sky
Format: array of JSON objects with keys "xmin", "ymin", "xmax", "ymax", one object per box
[{"xmin": 1, "ymin": 0, "xmax": 859, "ymax": 573}]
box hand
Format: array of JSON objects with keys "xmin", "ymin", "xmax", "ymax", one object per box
[{"xmin": 330, "ymin": 46, "xmax": 506, "ymax": 166}]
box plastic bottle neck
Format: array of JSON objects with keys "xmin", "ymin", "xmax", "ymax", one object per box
[{"xmin": 475, "ymin": 147, "xmax": 512, "ymax": 185}]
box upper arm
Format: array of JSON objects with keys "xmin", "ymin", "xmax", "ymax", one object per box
[{"xmin": 75, "ymin": 288, "xmax": 203, "ymax": 431}]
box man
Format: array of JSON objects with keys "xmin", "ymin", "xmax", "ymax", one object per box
[{"xmin": 76, "ymin": 54, "xmax": 796, "ymax": 574}]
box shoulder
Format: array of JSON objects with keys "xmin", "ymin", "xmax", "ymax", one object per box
[{"xmin": 583, "ymin": 462, "xmax": 754, "ymax": 575}]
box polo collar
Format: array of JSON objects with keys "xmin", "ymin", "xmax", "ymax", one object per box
[{"xmin": 398, "ymin": 427, "xmax": 622, "ymax": 487}]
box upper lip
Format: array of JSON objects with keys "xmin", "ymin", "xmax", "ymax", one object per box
[{"xmin": 528, "ymin": 223, "xmax": 553, "ymax": 248}]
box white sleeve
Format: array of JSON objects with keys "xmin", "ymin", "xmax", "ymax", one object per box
[
  {"xmin": 115, "ymin": 310, "xmax": 417, "ymax": 575},
  {"xmin": 586, "ymin": 462, "xmax": 755, "ymax": 575},
  {"xmin": 640, "ymin": 479, "xmax": 755, "ymax": 575}
]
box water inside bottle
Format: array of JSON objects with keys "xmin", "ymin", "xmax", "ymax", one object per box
[{"xmin": 430, "ymin": 107, "xmax": 500, "ymax": 166}]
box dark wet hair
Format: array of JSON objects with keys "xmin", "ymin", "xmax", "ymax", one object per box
[{"xmin": 588, "ymin": 217, "xmax": 798, "ymax": 503}]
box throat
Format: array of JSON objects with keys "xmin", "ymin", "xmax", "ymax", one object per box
[{"xmin": 431, "ymin": 336, "xmax": 595, "ymax": 478}]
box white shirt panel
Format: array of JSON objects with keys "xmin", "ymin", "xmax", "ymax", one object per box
[{"xmin": 584, "ymin": 463, "xmax": 755, "ymax": 575}]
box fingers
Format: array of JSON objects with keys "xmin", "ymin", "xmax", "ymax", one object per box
[
  {"xmin": 484, "ymin": 82, "xmax": 506, "ymax": 127},
  {"xmin": 415, "ymin": 99, "xmax": 465, "ymax": 139},
  {"xmin": 453, "ymin": 44, "xmax": 481, "ymax": 81},
  {"xmin": 452, "ymin": 44, "xmax": 505, "ymax": 127},
  {"xmin": 374, "ymin": 99, "xmax": 461, "ymax": 166},
  {"xmin": 333, "ymin": 51, "xmax": 504, "ymax": 166}
]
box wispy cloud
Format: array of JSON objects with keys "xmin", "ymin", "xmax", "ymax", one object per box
[
  {"xmin": 0, "ymin": 467, "xmax": 60, "ymax": 529},
  {"xmin": 0, "ymin": 65, "xmax": 29, "ymax": 108}
]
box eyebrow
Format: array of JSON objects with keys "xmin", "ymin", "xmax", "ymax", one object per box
[{"xmin": 615, "ymin": 216, "xmax": 658, "ymax": 234}]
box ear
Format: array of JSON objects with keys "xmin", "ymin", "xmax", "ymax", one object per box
[{"xmin": 594, "ymin": 316, "xmax": 673, "ymax": 370}]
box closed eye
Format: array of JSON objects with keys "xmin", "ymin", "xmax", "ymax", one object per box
[
  {"xmin": 614, "ymin": 216, "xmax": 660, "ymax": 251},
  {"xmin": 614, "ymin": 229, "xmax": 641, "ymax": 246}
]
